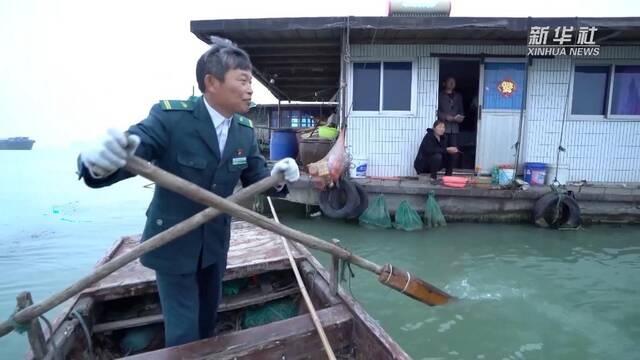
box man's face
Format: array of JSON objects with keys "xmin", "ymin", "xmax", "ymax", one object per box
[
  {"xmin": 208, "ymin": 68, "xmax": 253, "ymax": 114},
  {"xmin": 445, "ymin": 78, "xmax": 456, "ymax": 91}
]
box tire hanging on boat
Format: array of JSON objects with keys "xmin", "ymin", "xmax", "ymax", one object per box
[
  {"xmin": 318, "ymin": 178, "xmax": 360, "ymax": 219},
  {"xmin": 347, "ymin": 182, "xmax": 369, "ymax": 219},
  {"xmin": 533, "ymin": 191, "xmax": 581, "ymax": 229}
]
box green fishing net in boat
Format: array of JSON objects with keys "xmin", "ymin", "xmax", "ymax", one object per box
[
  {"xmin": 393, "ymin": 200, "xmax": 423, "ymax": 231},
  {"xmin": 242, "ymin": 297, "xmax": 298, "ymax": 329},
  {"xmin": 120, "ymin": 325, "xmax": 157, "ymax": 354},
  {"xmin": 424, "ymin": 191, "xmax": 447, "ymax": 228},
  {"xmin": 358, "ymin": 194, "xmax": 392, "ymax": 229},
  {"xmin": 222, "ymin": 278, "xmax": 249, "ymax": 296}
]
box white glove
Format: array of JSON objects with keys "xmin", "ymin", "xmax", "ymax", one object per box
[
  {"xmin": 80, "ymin": 128, "xmax": 140, "ymax": 178},
  {"xmin": 271, "ymin": 157, "xmax": 300, "ymax": 183}
]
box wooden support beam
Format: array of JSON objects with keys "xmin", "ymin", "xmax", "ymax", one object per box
[
  {"xmin": 254, "ymin": 58, "xmax": 338, "ymax": 65},
  {"xmin": 123, "ymin": 305, "xmax": 353, "ymax": 360},
  {"xmin": 242, "ymin": 41, "xmax": 339, "ymax": 48},
  {"xmin": 93, "ymin": 286, "xmax": 300, "ymax": 333},
  {"xmin": 251, "ymin": 52, "xmax": 339, "ymax": 58},
  {"xmin": 17, "ymin": 292, "xmax": 47, "ymax": 359}
]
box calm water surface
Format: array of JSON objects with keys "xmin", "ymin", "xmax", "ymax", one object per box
[{"xmin": 1, "ymin": 149, "xmax": 639, "ymax": 359}]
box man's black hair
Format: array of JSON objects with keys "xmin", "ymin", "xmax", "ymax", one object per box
[{"xmin": 196, "ymin": 36, "xmax": 252, "ymax": 93}]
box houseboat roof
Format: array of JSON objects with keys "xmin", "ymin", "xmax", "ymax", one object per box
[{"xmin": 191, "ymin": 16, "xmax": 640, "ymax": 101}]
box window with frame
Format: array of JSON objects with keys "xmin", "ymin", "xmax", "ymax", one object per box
[
  {"xmin": 571, "ymin": 65, "xmax": 610, "ymax": 116},
  {"xmin": 352, "ymin": 61, "xmax": 413, "ymax": 112},
  {"xmin": 571, "ymin": 64, "xmax": 640, "ymax": 118}
]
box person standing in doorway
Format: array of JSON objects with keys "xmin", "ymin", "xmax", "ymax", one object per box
[
  {"xmin": 437, "ymin": 76, "xmax": 464, "ymax": 174},
  {"xmin": 76, "ymin": 37, "xmax": 299, "ymax": 348}
]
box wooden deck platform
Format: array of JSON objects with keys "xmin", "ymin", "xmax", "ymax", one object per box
[
  {"xmin": 284, "ymin": 174, "xmax": 640, "ymax": 223},
  {"xmin": 83, "ymin": 221, "xmax": 304, "ymax": 301}
]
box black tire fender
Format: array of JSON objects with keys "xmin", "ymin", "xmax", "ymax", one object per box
[
  {"xmin": 347, "ymin": 182, "xmax": 369, "ymax": 219},
  {"xmin": 319, "ymin": 178, "xmax": 360, "ymax": 219},
  {"xmin": 533, "ymin": 192, "xmax": 581, "ymax": 228}
]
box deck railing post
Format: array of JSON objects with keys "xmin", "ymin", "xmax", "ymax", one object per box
[{"xmin": 16, "ymin": 291, "xmax": 47, "ymax": 359}]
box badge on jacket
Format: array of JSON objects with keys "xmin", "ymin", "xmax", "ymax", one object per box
[{"xmin": 232, "ymin": 149, "xmax": 247, "ymax": 166}]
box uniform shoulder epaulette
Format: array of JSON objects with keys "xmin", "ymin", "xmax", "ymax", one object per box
[
  {"xmin": 235, "ymin": 115, "xmax": 253, "ymax": 129},
  {"xmin": 159, "ymin": 99, "xmax": 195, "ymax": 111}
]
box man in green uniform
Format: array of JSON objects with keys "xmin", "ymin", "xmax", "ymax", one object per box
[{"xmin": 76, "ymin": 37, "xmax": 299, "ymax": 347}]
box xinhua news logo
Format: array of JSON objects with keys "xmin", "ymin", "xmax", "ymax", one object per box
[{"xmin": 528, "ymin": 26, "xmax": 599, "ymax": 56}]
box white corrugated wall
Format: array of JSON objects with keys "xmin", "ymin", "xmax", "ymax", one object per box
[
  {"xmin": 346, "ymin": 44, "xmax": 525, "ymax": 177},
  {"xmin": 524, "ymin": 46, "xmax": 640, "ymax": 182},
  {"xmin": 346, "ymin": 43, "xmax": 640, "ymax": 182}
]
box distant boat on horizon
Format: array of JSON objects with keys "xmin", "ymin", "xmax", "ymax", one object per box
[{"xmin": 0, "ymin": 137, "xmax": 35, "ymax": 150}]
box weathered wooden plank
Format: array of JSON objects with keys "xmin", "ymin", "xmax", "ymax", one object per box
[
  {"xmin": 123, "ymin": 305, "xmax": 353, "ymax": 360},
  {"xmin": 83, "ymin": 221, "xmax": 305, "ymax": 301},
  {"xmin": 93, "ymin": 286, "xmax": 300, "ymax": 333},
  {"xmin": 93, "ymin": 314, "xmax": 163, "ymax": 334}
]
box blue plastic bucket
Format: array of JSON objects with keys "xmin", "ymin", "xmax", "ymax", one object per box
[
  {"xmin": 524, "ymin": 162, "xmax": 547, "ymax": 185},
  {"xmin": 270, "ymin": 129, "xmax": 299, "ymax": 161}
]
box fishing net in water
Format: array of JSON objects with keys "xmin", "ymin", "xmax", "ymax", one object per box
[
  {"xmin": 424, "ymin": 191, "xmax": 447, "ymax": 228},
  {"xmin": 358, "ymin": 194, "xmax": 392, "ymax": 229},
  {"xmin": 242, "ymin": 297, "xmax": 298, "ymax": 329},
  {"xmin": 393, "ymin": 200, "xmax": 423, "ymax": 231}
]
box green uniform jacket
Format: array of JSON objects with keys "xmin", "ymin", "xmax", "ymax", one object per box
[{"xmin": 78, "ymin": 96, "xmax": 286, "ymax": 274}]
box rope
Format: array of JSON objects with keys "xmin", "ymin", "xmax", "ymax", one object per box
[
  {"xmin": 39, "ymin": 315, "xmax": 63, "ymax": 360},
  {"xmin": 339, "ymin": 260, "xmax": 355, "ymax": 283},
  {"xmin": 71, "ymin": 310, "xmax": 94, "ymax": 360},
  {"xmin": 552, "ymin": 58, "xmax": 573, "ymax": 184},
  {"xmin": 8, "ymin": 310, "xmax": 63, "ymax": 360},
  {"xmin": 8, "ymin": 310, "xmax": 31, "ymax": 334},
  {"xmin": 402, "ymin": 272, "xmax": 412, "ymax": 293},
  {"xmin": 384, "ymin": 265, "xmax": 393, "ymax": 283}
]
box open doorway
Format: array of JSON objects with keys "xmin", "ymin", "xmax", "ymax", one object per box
[{"xmin": 438, "ymin": 59, "xmax": 480, "ymax": 171}]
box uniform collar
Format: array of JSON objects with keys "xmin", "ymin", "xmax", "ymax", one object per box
[{"xmin": 203, "ymin": 97, "xmax": 232, "ymax": 128}]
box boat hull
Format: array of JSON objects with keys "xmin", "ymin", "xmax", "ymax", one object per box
[{"xmin": 25, "ymin": 221, "xmax": 410, "ymax": 359}]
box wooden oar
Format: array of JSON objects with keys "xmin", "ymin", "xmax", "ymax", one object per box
[
  {"xmin": 267, "ymin": 196, "xmax": 336, "ymax": 360},
  {"xmin": 0, "ymin": 171, "xmax": 283, "ymax": 338},
  {"xmin": 0, "ymin": 155, "xmax": 453, "ymax": 338},
  {"xmin": 120, "ymin": 156, "xmax": 454, "ymax": 306}
]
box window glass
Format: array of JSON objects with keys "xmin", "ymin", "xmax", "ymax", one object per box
[
  {"xmin": 571, "ymin": 65, "xmax": 609, "ymax": 115},
  {"xmin": 611, "ymin": 65, "xmax": 640, "ymax": 116},
  {"xmin": 353, "ymin": 62, "xmax": 381, "ymax": 111},
  {"xmin": 382, "ymin": 62, "xmax": 412, "ymax": 111}
]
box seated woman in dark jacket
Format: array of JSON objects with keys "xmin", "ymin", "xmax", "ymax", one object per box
[{"xmin": 414, "ymin": 120, "xmax": 459, "ymax": 182}]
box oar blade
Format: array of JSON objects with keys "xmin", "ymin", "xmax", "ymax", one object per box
[{"xmin": 378, "ymin": 264, "xmax": 454, "ymax": 306}]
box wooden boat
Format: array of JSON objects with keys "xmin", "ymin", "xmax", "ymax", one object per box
[{"xmin": 30, "ymin": 221, "xmax": 410, "ymax": 359}]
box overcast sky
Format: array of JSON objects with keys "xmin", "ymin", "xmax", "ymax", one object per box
[{"xmin": 1, "ymin": 0, "xmax": 638, "ymax": 148}]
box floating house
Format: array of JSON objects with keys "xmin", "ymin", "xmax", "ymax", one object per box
[{"xmin": 191, "ymin": 15, "xmax": 640, "ymax": 183}]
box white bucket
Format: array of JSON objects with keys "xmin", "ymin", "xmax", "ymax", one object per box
[
  {"xmin": 498, "ymin": 168, "xmax": 515, "ymax": 185},
  {"xmin": 546, "ymin": 164, "xmax": 570, "ymax": 185},
  {"xmin": 350, "ymin": 157, "xmax": 368, "ymax": 178}
]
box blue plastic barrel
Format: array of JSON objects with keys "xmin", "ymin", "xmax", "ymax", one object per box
[
  {"xmin": 524, "ymin": 162, "xmax": 548, "ymax": 185},
  {"xmin": 270, "ymin": 129, "xmax": 299, "ymax": 161}
]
